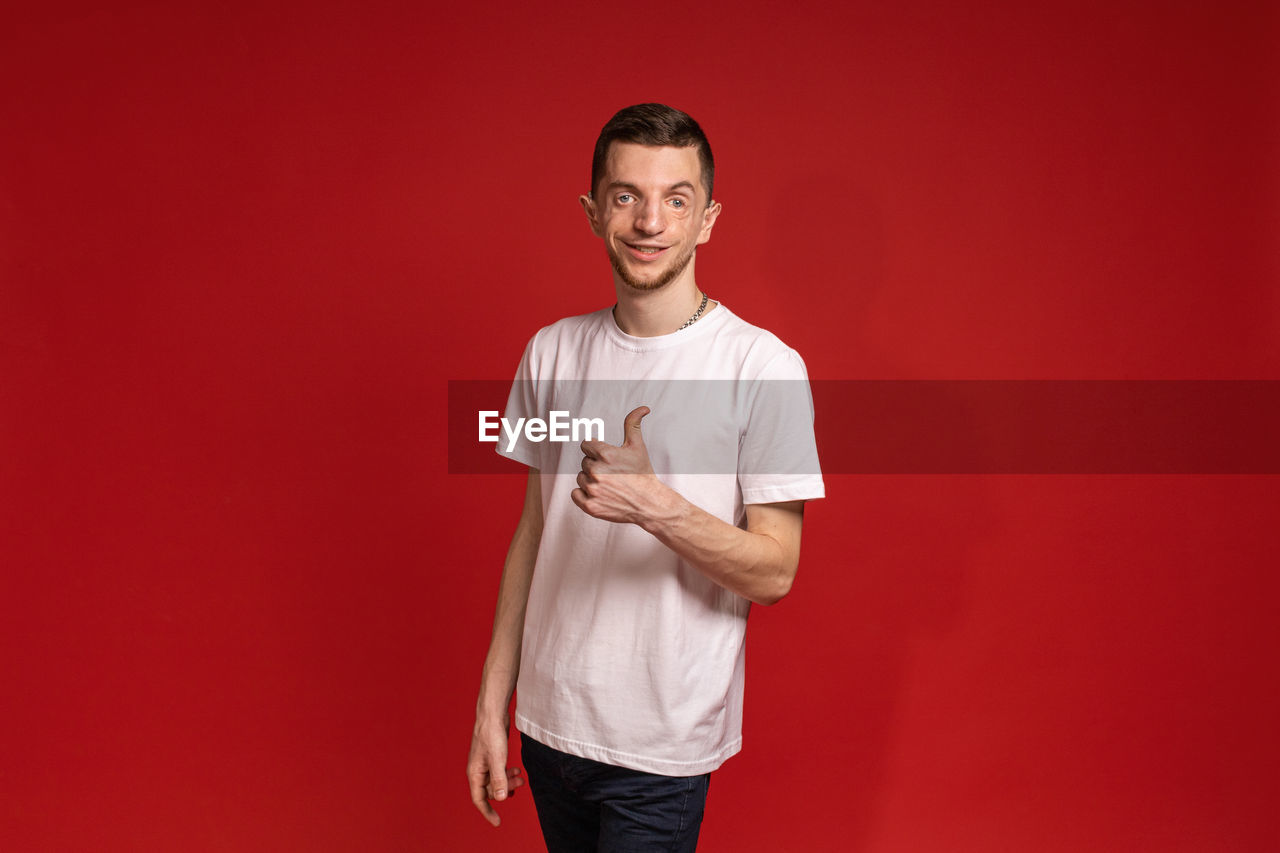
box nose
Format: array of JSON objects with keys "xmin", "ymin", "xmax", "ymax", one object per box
[{"xmin": 634, "ymin": 197, "xmax": 667, "ymax": 235}]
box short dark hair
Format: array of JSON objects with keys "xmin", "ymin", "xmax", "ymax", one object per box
[{"xmin": 590, "ymin": 103, "xmax": 715, "ymax": 203}]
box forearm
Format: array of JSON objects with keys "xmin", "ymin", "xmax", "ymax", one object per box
[
  {"xmin": 637, "ymin": 486, "xmax": 800, "ymax": 606},
  {"xmin": 571, "ymin": 415, "xmax": 805, "ymax": 605},
  {"xmin": 476, "ymin": 470, "xmax": 542, "ymax": 721}
]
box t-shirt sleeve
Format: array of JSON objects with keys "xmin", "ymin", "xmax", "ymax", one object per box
[
  {"xmin": 495, "ymin": 333, "xmax": 543, "ymax": 470},
  {"xmin": 737, "ymin": 347, "xmax": 826, "ymax": 505}
]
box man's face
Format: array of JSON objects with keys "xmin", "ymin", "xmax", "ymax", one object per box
[{"xmin": 580, "ymin": 143, "xmax": 721, "ymax": 293}]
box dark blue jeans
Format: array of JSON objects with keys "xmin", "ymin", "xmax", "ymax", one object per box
[{"xmin": 520, "ymin": 733, "xmax": 711, "ymax": 852}]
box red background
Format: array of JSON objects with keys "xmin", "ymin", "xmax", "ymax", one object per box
[{"xmin": 3, "ymin": 1, "xmax": 1278, "ymax": 850}]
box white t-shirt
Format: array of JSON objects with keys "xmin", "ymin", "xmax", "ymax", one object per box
[{"xmin": 498, "ymin": 303, "xmax": 824, "ymax": 775}]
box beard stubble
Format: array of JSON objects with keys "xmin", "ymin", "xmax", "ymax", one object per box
[{"xmin": 607, "ymin": 241, "xmax": 697, "ymax": 293}]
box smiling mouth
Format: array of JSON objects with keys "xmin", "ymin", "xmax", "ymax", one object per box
[{"xmin": 624, "ymin": 242, "xmax": 669, "ymax": 258}]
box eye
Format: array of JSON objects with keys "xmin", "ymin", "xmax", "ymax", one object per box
[
  {"xmin": 669, "ymin": 198, "xmax": 686, "ymax": 209},
  {"xmin": 617, "ymin": 193, "xmax": 634, "ymax": 204}
]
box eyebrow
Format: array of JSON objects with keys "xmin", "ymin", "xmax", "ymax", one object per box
[{"xmin": 605, "ymin": 180, "xmax": 697, "ymax": 195}]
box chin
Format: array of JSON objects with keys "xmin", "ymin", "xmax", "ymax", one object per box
[
  {"xmin": 609, "ymin": 250, "xmax": 691, "ymax": 293},
  {"xmin": 620, "ymin": 274, "xmax": 670, "ymax": 292}
]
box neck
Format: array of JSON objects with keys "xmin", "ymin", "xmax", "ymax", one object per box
[
  {"xmin": 613, "ymin": 255, "xmax": 717, "ymax": 336},
  {"xmin": 612, "ymin": 281, "xmax": 708, "ymax": 337}
]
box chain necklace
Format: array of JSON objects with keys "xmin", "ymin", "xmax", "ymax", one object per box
[{"xmin": 678, "ymin": 292, "xmax": 709, "ymax": 330}]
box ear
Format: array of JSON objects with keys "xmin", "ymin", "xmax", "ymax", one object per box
[
  {"xmin": 696, "ymin": 199, "xmax": 722, "ymax": 246},
  {"xmin": 579, "ymin": 193, "xmax": 603, "ymax": 237}
]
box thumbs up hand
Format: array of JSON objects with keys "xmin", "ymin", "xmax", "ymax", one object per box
[{"xmin": 571, "ymin": 406, "xmax": 666, "ymax": 525}]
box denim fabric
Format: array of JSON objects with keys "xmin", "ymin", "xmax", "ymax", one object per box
[{"xmin": 520, "ymin": 733, "xmax": 711, "ymax": 852}]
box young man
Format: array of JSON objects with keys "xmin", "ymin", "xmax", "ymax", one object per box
[{"xmin": 466, "ymin": 103, "xmax": 824, "ymax": 851}]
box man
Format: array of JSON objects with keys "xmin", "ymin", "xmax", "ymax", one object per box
[{"xmin": 466, "ymin": 103, "xmax": 824, "ymax": 851}]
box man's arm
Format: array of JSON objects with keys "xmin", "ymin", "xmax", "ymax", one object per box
[
  {"xmin": 644, "ymin": 497, "xmax": 804, "ymax": 606},
  {"xmin": 466, "ymin": 467, "xmax": 542, "ymax": 827},
  {"xmin": 572, "ymin": 407, "xmax": 806, "ymax": 606}
]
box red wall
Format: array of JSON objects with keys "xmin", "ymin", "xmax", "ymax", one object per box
[{"xmin": 3, "ymin": 1, "xmax": 1277, "ymax": 850}]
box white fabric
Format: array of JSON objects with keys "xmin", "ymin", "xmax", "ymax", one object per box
[{"xmin": 498, "ymin": 303, "xmax": 824, "ymax": 775}]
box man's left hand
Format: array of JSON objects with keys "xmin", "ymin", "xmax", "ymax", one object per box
[{"xmin": 571, "ymin": 406, "xmax": 669, "ymax": 525}]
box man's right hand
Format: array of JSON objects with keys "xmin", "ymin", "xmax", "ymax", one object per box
[
  {"xmin": 468, "ymin": 468, "xmax": 540, "ymax": 827},
  {"xmin": 466, "ymin": 716, "xmax": 526, "ymax": 827}
]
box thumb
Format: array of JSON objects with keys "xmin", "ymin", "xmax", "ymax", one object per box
[
  {"xmin": 622, "ymin": 406, "xmax": 650, "ymax": 447},
  {"xmin": 490, "ymin": 749, "xmax": 509, "ymax": 799}
]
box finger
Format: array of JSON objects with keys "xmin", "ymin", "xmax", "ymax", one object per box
[
  {"xmin": 580, "ymin": 455, "xmax": 595, "ymax": 474},
  {"xmin": 576, "ymin": 471, "xmax": 591, "ymax": 492},
  {"xmin": 486, "ymin": 781, "xmax": 519, "ymax": 799},
  {"xmin": 580, "ymin": 439, "xmax": 607, "ymax": 459},
  {"xmin": 469, "ymin": 770, "xmax": 500, "ymax": 827},
  {"xmin": 494, "ymin": 766, "xmax": 524, "ymax": 797},
  {"xmin": 571, "ymin": 487, "xmax": 591, "ymax": 514},
  {"xmin": 622, "ymin": 406, "xmax": 650, "ymax": 447},
  {"xmin": 489, "ymin": 750, "xmax": 510, "ymax": 801}
]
